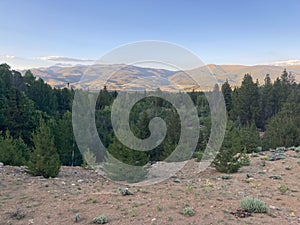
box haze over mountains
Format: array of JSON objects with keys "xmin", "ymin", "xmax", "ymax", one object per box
[{"xmin": 24, "ymin": 62, "xmax": 300, "ymax": 91}]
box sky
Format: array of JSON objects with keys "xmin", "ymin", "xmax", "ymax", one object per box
[{"xmin": 0, "ymin": 0, "xmax": 300, "ymax": 69}]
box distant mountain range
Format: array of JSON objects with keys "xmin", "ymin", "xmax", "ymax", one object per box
[{"xmin": 24, "ymin": 63, "xmax": 300, "ymax": 91}]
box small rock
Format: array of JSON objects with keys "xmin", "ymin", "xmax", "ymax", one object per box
[
  {"xmin": 0, "ymin": 162, "xmax": 4, "ymax": 167},
  {"xmin": 151, "ymin": 218, "xmax": 156, "ymax": 222},
  {"xmin": 77, "ymin": 179, "xmax": 84, "ymax": 183}
]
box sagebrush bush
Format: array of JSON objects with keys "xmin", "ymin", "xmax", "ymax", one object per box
[
  {"xmin": 182, "ymin": 205, "xmax": 195, "ymax": 217},
  {"xmin": 92, "ymin": 215, "xmax": 108, "ymax": 224},
  {"xmin": 241, "ymin": 197, "xmax": 268, "ymax": 213}
]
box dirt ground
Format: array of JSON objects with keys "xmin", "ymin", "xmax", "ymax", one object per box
[{"xmin": 0, "ymin": 150, "xmax": 300, "ymax": 225}]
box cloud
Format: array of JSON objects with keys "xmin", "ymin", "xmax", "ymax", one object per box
[
  {"xmin": 37, "ymin": 56, "xmax": 95, "ymax": 62},
  {"xmin": 0, "ymin": 55, "xmax": 16, "ymax": 59},
  {"xmin": 270, "ymin": 59, "xmax": 300, "ymax": 66}
]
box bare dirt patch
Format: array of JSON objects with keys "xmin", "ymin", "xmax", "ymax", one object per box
[{"xmin": 0, "ymin": 151, "xmax": 300, "ymax": 225}]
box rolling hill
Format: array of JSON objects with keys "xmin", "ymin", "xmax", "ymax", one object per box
[{"xmin": 25, "ymin": 63, "xmax": 300, "ymax": 91}]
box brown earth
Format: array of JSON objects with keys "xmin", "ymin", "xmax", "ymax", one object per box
[{"xmin": 0, "ymin": 150, "xmax": 300, "ymax": 225}]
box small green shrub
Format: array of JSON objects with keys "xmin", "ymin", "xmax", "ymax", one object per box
[
  {"xmin": 182, "ymin": 205, "xmax": 195, "ymax": 217},
  {"xmin": 278, "ymin": 185, "xmax": 288, "ymax": 194},
  {"xmin": 285, "ymin": 165, "xmax": 292, "ymax": 170},
  {"xmin": 241, "ymin": 197, "xmax": 268, "ymax": 213},
  {"xmin": 295, "ymin": 147, "xmax": 300, "ymax": 153},
  {"xmin": 74, "ymin": 214, "xmax": 81, "ymax": 222},
  {"xmin": 156, "ymin": 203, "xmax": 162, "ymax": 211},
  {"xmin": 246, "ymin": 173, "xmax": 253, "ymax": 178},
  {"xmin": 119, "ymin": 187, "xmax": 134, "ymax": 196},
  {"xmin": 195, "ymin": 151, "xmax": 203, "ymax": 162},
  {"xmin": 92, "ymin": 215, "xmax": 108, "ymax": 224},
  {"xmin": 82, "ymin": 148, "xmax": 96, "ymax": 170},
  {"xmin": 240, "ymin": 153, "xmax": 250, "ymax": 166},
  {"xmin": 10, "ymin": 207, "xmax": 25, "ymax": 220},
  {"xmin": 221, "ymin": 175, "xmax": 232, "ymax": 180},
  {"xmin": 269, "ymin": 175, "xmax": 282, "ymax": 180}
]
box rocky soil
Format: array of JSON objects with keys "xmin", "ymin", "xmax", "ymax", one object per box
[{"xmin": 0, "ymin": 149, "xmax": 300, "ymax": 225}]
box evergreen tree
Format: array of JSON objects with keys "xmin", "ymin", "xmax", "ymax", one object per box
[
  {"xmin": 25, "ymin": 78, "xmax": 58, "ymax": 115},
  {"xmin": 5, "ymin": 88, "xmax": 37, "ymax": 143},
  {"xmin": 212, "ymin": 121, "xmax": 249, "ymax": 173},
  {"xmin": 23, "ymin": 70, "xmax": 35, "ymax": 86},
  {"xmin": 105, "ymin": 134, "xmax": 149, "ymax": 183},
  {"xmin": 0, "ymin": 131, "xmax": 26, "ymax": 166},
  {"xmin": 221, "ymin": 80, "xmax": 233, "ymax": 113},
  {"xmin": 27, "ymin": 118, "xmax": 60, "ymax": 178},
  {"xmin": 263, "ymin": 90, "xmax": 300, "ymax": 148},
  {"xmin": 55, "ymin": 87, "xmax": 73, "ymax": 116},
  {"xmin": 55, "ymin": 111, "xmax": 83, "ymax": 166},
  {"xmin": 96, "ymin": 86, "xmax": 113, "ymax": 110},
  {"xmin": 239, "ymin": 123, "xmax": 261, "ymax": 153},
  {"xmin": 232, "ymin": 74, "xmax": 261, "ymax": 127},
  {"xmin": 260, "ymin": 74, "xmax": 275, "ymax": 129}
]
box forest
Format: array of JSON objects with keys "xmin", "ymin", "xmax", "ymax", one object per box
[{"xmin": 0, "ymin": 63, "xmax": 299, "ymax": 178}]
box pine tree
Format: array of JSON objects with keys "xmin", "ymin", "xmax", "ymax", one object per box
[
  {"xmin": 0, "ymin": 131, "xmax": 26, "ymax": 166},
  {"xmin": 239, "ymin": 123, "xmax": 261, "ymax": 153},
  {"xmin": 55, "ymin": 111, "xmax": 82, "ymax": 166},
  {"xmin": 27, "ymin": 118, "xmax": 60, "ymax": 178},
  {"xmin": 221, "ymin": 80, "xmax": 233, "ymax": 113},
  {"xmin": 260, "ymin": 74, "xmax": 274, "ymax": 129},
  {"xmin": 232, "ymin": 74, "xmax": 261, "ymax": 128},
  {"xmin": 212, "ymin": 121, "xmax": 249, "ymax": 173},
  {"xmin": 104, "ymin": 126, "xmax": 150, "ymax": 183},
  {"xmin": 263, "ymin": 90, "xmax": 300, "ymax": 148}
]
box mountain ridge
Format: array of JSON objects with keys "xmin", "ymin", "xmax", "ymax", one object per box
[{"xmin": 23, "ymin": 63, "xmax": 300, "ymax": 91}]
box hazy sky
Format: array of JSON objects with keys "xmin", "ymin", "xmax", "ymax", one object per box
[{"xmin": 1, "ymin": 0, "xmax": 300, "ymax": 69}]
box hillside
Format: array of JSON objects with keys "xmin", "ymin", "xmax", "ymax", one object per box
[
  {"xmin": 1, "ymin": 149, "xmax": 299, "ymax": 225},
  {"xmin": 25, "ymin": 64, "xmax": 300, "ymax": 91}
]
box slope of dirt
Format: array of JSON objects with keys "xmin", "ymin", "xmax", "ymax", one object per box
[{"xmin": 0, "ymin": 150, "xmax": 300, "ymax": 225}]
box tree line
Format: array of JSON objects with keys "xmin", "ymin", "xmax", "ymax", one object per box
[{"xmin": 0, "ymin": 63, "xmax": 299, "ymax": 178}]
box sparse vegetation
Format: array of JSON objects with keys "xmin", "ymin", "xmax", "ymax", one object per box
[
  {"xmin": 182, "ymin": 205, "xmax": 195, "ymax": 217},
  {"xmin": 0, "ymin": 64, "xmax": 300, "ymax": 224},
  {"xmin": 82, "ymin": 148, "xmax": 96, "ymax": 170},
  {"xmin": 156, "ymin": 203, "xmax": 162, "ymax": 211},
  {"xmin": 240, "ymin": 197, "xmax": 268, "ymax": 213},
  {"xmin": 269, "ymin": 175, "xmax": 282, "ymax": 180},
  {"xmin": 119, "ymin": 187, "xmax": 134, "ymax": 196},
  {"xmin": 278, "ymin": 185, "xmax": 288, "ymax": 194},
  {"xmin": 92, "ymin": 215, "xmax": 108, "ymax": 224},
  {"xmin": 74, "ymin": 213, "xmax": 81, "ymax": 222},
  {"xmin": 10, "ymin": 207, "xmax": 25, "ymax": 220}
]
